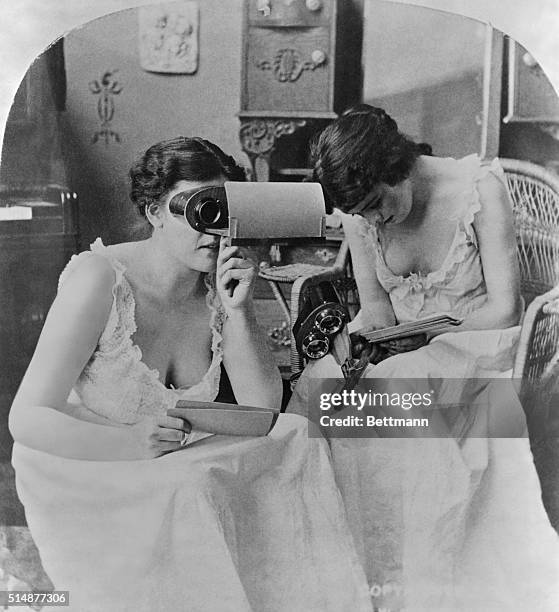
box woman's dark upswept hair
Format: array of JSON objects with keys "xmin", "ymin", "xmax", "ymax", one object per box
[
  {"xmin": 310, "ymin": 105, "xmax": 431, "ymax": 212},
  {"xmin": 129, "ymin": 136, "xmax": 246, "ymax": 219}
]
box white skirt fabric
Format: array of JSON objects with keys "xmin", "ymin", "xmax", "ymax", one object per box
[
  {"xmin": 288, "ymin": 329, "xmax": 559, "ymax": 611},
  {"xmin": 12, "ymin": 414, "xmax": 373, "ymax": 612}
]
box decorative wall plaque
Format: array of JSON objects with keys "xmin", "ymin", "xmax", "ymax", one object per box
[
  {"xmin": 89, "ymin": 70, "xmax": 122, "ymax": 145},
  {"xmin": 138, "ymin": 2, "xmax": 199, "ymax": 74}
]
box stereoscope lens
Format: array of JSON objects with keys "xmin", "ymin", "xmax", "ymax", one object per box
[
  {"xmin": 302, "ymin": 333, "xmax": 330, "ymax": 359},
  {"xmin": 197, "ymin": 199, "xmax": 223, "ymax": 226},
  {"xmin": 315, "ymin": 309, "xmax": 343, "ymax": 335}
]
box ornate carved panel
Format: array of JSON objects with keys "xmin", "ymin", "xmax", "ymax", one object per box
[
  {"xmin": 255, "ymin": 47, "xmax": 327, "ymax": 83},
  {"xmin": 239, "ymin": 118, "xmax": 307, "ymax": 180},
  {"xmin": 138, "ymin": 1, "xmax": 199, "ymax": 74}
]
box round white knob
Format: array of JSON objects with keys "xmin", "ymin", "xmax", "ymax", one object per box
[
  {"xmin": 311, "ymin": 49, "xmax": 326, "ymax": 66},
  {"xmin": 522, "ymin": 52, "xmax": 539, "ymax": 69},
  {"xmin": 306, "ymin": 0, "xmax": 322, "ymax": 12}
]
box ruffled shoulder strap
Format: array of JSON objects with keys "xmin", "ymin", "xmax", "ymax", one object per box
[
  {"xmin": 57, "ymin": 238, "xmax": 126, "ymax": 290},
  {"xmin": 460, "ymin": 156, "xmax": 509, "ymax": 248},
  {"xmin": 477, "ymin": 156, "xmax": 508, "ymax": 187},
  {"xmin": 58, "ymin": 238, "xmax": 135, "ymax": 347},
  {"xmin": 89, "ymin": 236, "xmax": 127, "ymax": 279},
  {"xmin": 344, "ymin": 212, "xmax": 384, "ymax": 261},
  {"xmin": 58, "ymin": 250, "xmax": 96, "ymax": 292}
]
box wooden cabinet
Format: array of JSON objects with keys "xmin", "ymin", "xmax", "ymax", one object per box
[
  {"xmin": 500, "ymin": 38, "xmax": 559, "ymax": 167},
  {"xmin": 239, "ymin": 0, "xmax": 363, "ymax": 180},
  {"xmin": 0, "ymin": 189, "xmax": 79, "ymax": 371},
  {"xmin": 244, "ymin": 27, "xmax": 332, "ymax": 113},
  {"xmin": 242, "ymin": 0, "xmax": 339, "ymax": 115},
  {"xmin": 246, "ymin": 0, "xmax": 333, "ymax": 27},
  {"xmin": 0, "ymin": 188, "xmax": 78, "ymax": 459},
  {"xmin": 504, "ymin": 38, "xmax": 559, "ymax": 124},
  {"xmin": 238, "ymin": 1, "xmax": 363, "ymax": 373}
]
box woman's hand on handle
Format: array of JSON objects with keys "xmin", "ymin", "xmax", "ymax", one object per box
[
  {"xmin": 216, "ymin": 237, "xmax": 256, "ymax": 314},
  {"xmin": 217, "ymin": 236, "xmax": 283, "ymax": 411}
]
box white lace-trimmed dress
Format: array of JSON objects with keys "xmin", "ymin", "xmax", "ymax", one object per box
[
  {"xmin": 289, "ymin": 156, "xmax": 559, "ymax": 611},
  {"xmin": 64, "ymin": 238, "xmax": 227, "ymax": 435},
  {"xmin": 12, "ymin": 239, "xmax": 374, "ymax": 612}
]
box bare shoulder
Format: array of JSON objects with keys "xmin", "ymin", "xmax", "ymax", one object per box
[
  {"xmin": 475, "ymin": 170, "xmax": 514, "ymax": 224},
  {"xmin": 102, "ymin": 240, "xmax": 148, "ymax": 268},
  {"xmin": 477, "ymin": 167, "xmax": 509, "ymax": 197},
  {"xmin": 60, "ymin": 252, "xmax": 115, "ymax": 288},
  {"xmin": 56, "ymin": 253, "xmax": 117, "ymax": 313},
  {"xmin": 473, "ymin": 168, "xmax": 517, "ymax": 254}
]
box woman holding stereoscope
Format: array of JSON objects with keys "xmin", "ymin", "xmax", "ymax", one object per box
[{"xmin": 9, "ymin": 136, "xmax": 373, "ymax": 611}]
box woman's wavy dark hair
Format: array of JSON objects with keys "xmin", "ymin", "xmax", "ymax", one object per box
[
  {"xmin": 129, "ymin": 136, "xmax": 246, "ymax": 219},
  {"xmin": 309, "ymin": 105, "xmax": 431, "ymax": 212}
]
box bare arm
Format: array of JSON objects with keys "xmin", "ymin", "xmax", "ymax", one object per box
[
  {"xmin": 11, "ymin": 255, "xmax": 115, "ymax": 413},
  {"xmin": 338, "ymin": 211, "xmax": 396, "ymax": 329},
  {"xmin": 430, "ymin": 172, "xmax": 522, "ymax": 337},
  {"xmin": 9, "ymin": 255, "xmax": 128, "ymax": 458},
  {"xmin": 9, "ymin": 256, "xmax": 189, "ymax": 460},
  {"xmin": 222, "ymin": 309, "xmax": 283, "ymax": 411},
  {"xmin": 217, "ymin": 239, "xmax": 283, "ymax": 411}
]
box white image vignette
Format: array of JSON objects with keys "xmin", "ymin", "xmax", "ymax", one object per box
[
  {"xmin": 0, "ymin": 0, "xmax": 558, "ymax": 608},
  {"xmin": 1, "ymin": 0, "xmax": 559, "ymax": 157}
]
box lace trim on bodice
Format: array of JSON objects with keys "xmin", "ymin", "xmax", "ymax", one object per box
[
  {"xmin": 357, "ymin": 156, "xmax": 504, "ymax": 319},
  {"xmin": 59, "ymin": 238, "xmax": 225, "ymax": 423},
  {"xmin": 367, "ymin": 195, "xmax": 480, "ymax": 290}
]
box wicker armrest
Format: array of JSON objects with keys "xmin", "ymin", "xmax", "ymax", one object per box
[
  {"xmin": 289, "ymin": 240, "xmax": 355, "ymax": 375},
  {"xmin": 514, "ymin": 283, "xmax": 559, "ymax": 401},
  {"xmin": 290, "ymin": 267, "xmax": 348, "ymax": 321}
]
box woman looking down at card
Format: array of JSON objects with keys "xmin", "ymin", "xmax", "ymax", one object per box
[
  {"xmin": 292, "ymin": 104, "xmax": 525, "ymax": 428},
  {"xmin": 288, "ymin": 106, "xmax": 559, "ymax": 611},
  {"xmin": 315, "ymin": 104, "xmax": 522, "ymax": 344},
  {"xmin": 8, "ymin": 137, "xmax": 373, "ymax": 611}
]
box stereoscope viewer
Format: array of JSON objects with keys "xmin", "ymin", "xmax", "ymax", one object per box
[
  {"xmin": 169, "ymin": 181, "xmax": 326, "ymax": 246},
  {"xmin": 293, "ymin": 281, "xmax": 349, "ymax": 361},
  {"xmin": 170, "ymin": 180, "xmax": 349, "ymax": 361}
]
